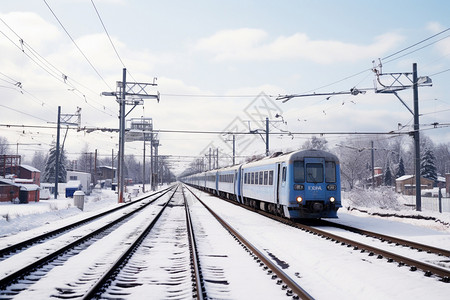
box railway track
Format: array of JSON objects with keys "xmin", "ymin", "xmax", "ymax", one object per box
[
  {"xmin": 318, "ymin": 219, "xmax": 450, "ymax": 257},
  {"xmin": 189, "ymin": 186, "xmax": 450, "ymax": 283},
  {"xmin": 0, "ymin": 187, "xmax": 176, "ymax": 298},
  {"xmin": 0, "ymin": 186, "xmax": 173, "ymax": 261},
  {"xmin": 184, "ymin": 184, "xmax": 314, "ymax": 299}
]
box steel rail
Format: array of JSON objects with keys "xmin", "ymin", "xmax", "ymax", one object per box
[
  {"xmin": 184, "ymin": 185, "xmax": 314, "ymax": 300},
  {"xmin": 319, "ymin": 219, "xmax": 450, "ymax": 257},
  {"xmin": 82, "ymin": 186, "xmax": 178, "ymax": 299},
  {"xmin": 0, "ymin": 186, "xmax": 174, "ymax": 259},
  {"xmin": 0, "ymin": 187, "xmax": 174, "ymax": 290},
  {"xmin": 188, "ymin": 186, "xmax": 450, "ymax": 282},
  {"xmin": 182, "ymin": 186, "xmax": 205, "ymax": 300}
]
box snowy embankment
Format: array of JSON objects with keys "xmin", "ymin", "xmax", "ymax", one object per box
[
  {"xmin": 0, "ymin": 188, "xmax": 120, "ymax": 238},
  {"xmin": 1, "ymin": 186, "xmax": 450, "ymax": 240},
  {"xmin": 343, "ymin": 187, "xmax": 450, "ymax": 232}
]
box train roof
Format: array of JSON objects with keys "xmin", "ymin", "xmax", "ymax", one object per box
[{"xmin": 242, "ymin": 149, "xmax": 339, "ymax": 169}]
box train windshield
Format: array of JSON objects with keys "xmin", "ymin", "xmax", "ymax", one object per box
[
  {"xmin": 306, "ymin": 163, "xmax": 324, "ymax": 183},
  {"xmin": 293, "ymin": 161, "xmax": 305, "ymax": 182},
  {"xmin": 325, "ymin": 161, "xmax": 336, "ymax": 183}
]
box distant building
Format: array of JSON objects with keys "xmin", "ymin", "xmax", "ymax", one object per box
[
  {"xmin": 97, "ymin": 166, "xmax": 116, "ymax": 183},
  {"xmin": 67, "ymin": 171, "xmax": 91, "ymax": 195},
  {"xmin": 17, "ymin": 165, "xmax": 41, "ymax": 185},
  {"xmin": 366, "ymin": 167, "xmax": 384, "ymax": 188},
  {"xmin": 0, "ymin": 161, "xmax": 41, "ymax": 203},
  {"xmin": 396, "ymin": 175, "xmax": 434, "ymax": 195},
  {"xmin": 0, "ymin": 178, "xmax": 20, "ymax": 202}
]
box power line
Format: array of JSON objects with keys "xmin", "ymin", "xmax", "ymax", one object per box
[
  {"xmin": 43, "ymin": 0, "xmax": 114, "ymax": 91},
  {"xmin": 90, "ymin": 0, "xmax": 138, "ymax": 83},
  {"xmin": 0, "ymin": 104, "xmax": 52, "ymax": 123},
  {"xmin": 0, "ymin": 18, "xmax": 117, "ymax": 117},
  {"xmin": 429, "ymin": 68, "xmax": 450, "ymax": 77},
  {"xmin": 382, "ymin": 27, "xmax": 450, "ymax": 61},
  {"xmin": 383, "ymin": 33, "xmax": 450, "ymax": 65}
]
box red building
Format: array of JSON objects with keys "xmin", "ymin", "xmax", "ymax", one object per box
[
  {"xmin": 0, "ymin": 178, "xmax": 20, "ymax": 202},
  {"xmin": 1, "ymin": 163, "xmax": 41, "ymax": 203},
  {"xmin": 17, "ymin": 165, "xmax": 41, "ymax": 185}
]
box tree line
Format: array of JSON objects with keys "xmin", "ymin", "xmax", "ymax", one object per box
[{"xmin": 0, "ymin": 138, "xmax": 175, "ymax": 186}]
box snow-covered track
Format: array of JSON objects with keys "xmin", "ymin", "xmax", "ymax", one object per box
[
  {"xmin": 204, "ymin": 190, "xmax": 450, "ymax": 283},
  {"xmin": 0, "ymin": 187, "xmax": 176, "ymax": 295},
  {"xmin": 82, "ymin": 186, "xmax": 179, "ymax": 299},
  {"xmin": 0, "ymin": 186, "xmax": 174, "ymax": 261},
  {"xmin": 182, "ymin": 186, "xmax": 206, "ymax": 300},
  {"xmin": 319, "ymin": 219, "xmax": 450, "ymax": 257},
  {"xmin": 184, "ymin": 184, "xmax": 314, "ymax": 300}
]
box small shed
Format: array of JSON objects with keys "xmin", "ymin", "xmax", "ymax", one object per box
[
  {"xmin": 66, "ymin": 180, "xmax": 81, "ymax": 198},
  {"xmin": 396, "ymin": 175, "xmax": 434, "ymax": 195},
  {"xmin": 18, "ymin": 184, "xmax": 40, "ymax": 203},
  {"xmin": 0, "ymin": 178, "xmax": 20, "ymax": 202}
]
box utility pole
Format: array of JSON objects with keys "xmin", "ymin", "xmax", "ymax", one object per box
[
  {"xmin": 233, "ymin": 135, "xmax": 236, "ymax": 165},
  {"xmin": 102, "ymin": 68, "xmax": 159, "ymax": 203},
  {"xmin": 55, "ymin": 106, "xmax": 61, "ymax": 200},
  {"xmin": 372, "ymin": 62, "xmax": 431, "ymax": 211},
  {"xmin": 111, "ymin": 149, "xmax": 115, "ymax": 189},
  {"xmin": 413, "ymin": 63, "xmax": 421, "ymax": 211},
  {"xmin": 371, "ymin": 141, "xmax": 375, "ymax": 189},
  {"xmin": 266, "ymin": 117, "xmax": 269, "ymax": 156},
  {"xmin": 52, "ymin": 106, "xmax": 81, "ymax": 199},
  {"xmin": 143, "ymin": 133, "xmax": 146, "ymax": 193}
]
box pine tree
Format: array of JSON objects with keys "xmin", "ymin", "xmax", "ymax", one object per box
[
  {"xmin": 42, "ymin": 141, "xmax": 67, "ymax": 183},
  {"xmin": 384, "ymin": 165, "xmax": 392, "ymax": 186},
  {"xmin": 420, "ymin": 147, "xmax": 437, "ymax": 182},
  {"xmin": 396, "ymin": 157, "xmax": 405, "ymax": 178}
]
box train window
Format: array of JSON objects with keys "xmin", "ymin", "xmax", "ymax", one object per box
[
  {"xmin": 269, "ymin": 170, "xmax": 274, "ymax": 185},
  {"xmin": 255, "ymin": 172, "xmax": 259, "ymax": 185},
  {"xmin": 294, "ymin": 161, "xmax": 305, "ymax": 183},
  {"xmin": 264, "ymin": 171, "xmax": 268, "ymax": 185},
  {"xmin": 245, "ymin": 173, "xmax": 248, "ymax": 184},
  {"xmin": 306, "ymin": 163, "xmax": 324, "ymax": 183},
  {"xmin": 251, "ymin": 172, "xmax": 255, "ymax": 184},
  {"xmin": 282, "ymin": 167, "xmax": 286, "ymax": 182},
  {"xmin": 258, "ymin": 171, "xmax": 262, "ymax": 185}
]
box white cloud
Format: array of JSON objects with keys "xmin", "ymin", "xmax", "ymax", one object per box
[{"xmin": 194, "ymin": 29, "xmax": 404, "ymax": 64}]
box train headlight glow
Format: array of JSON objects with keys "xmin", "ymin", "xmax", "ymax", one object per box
[
  {"xmin": 329, "ymin": 197, "xmax": 336, "ymax": 203},
  {"xmin": 293, "ymin": 184, "xmax": 304, "ymax": 190},
  {"xmin": 296, "ymin": 196, "xmax": 303, "ymax": 203},
  {"xmin": 327, "ymin": 184, "xmax": 337, "ymax": 191}
]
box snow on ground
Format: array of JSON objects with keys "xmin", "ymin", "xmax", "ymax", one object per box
[{"xmin": 0, "ymin": 184, "xmax": 449, "ymax": 299}]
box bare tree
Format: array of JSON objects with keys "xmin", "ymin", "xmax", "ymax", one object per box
[
  {"xmin": 0, "ymin": 136, "xmax": 10, "ymax": 155},
  {"xmin": 30, "ymin": 151, "xmax": 47, "ymax": 172}
]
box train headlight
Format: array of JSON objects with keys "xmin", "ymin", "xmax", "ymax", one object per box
[
  {"xmin": 293, "ymin": 184, "xmax": 304, "ymax": 190},
  {"xmin": 327, "ymin": 184, "xmax": 337, "ymax": 191},
  {"xmin": 296, "ymin": 196, "xmax": 303, "ymax": 203},
  {"xmin": 329, "ymin": 197, "xmax": 336, "ymax": 203}
]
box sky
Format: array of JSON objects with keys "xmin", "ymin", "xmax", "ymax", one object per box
[{"xmin": 1, "ymin": 0, "xmax": 450, "ymax": 175}]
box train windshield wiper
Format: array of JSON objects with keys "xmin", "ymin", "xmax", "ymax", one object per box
[{"xmin": 307, "ymin": 172, "xmax": 319, "ymax": 183}]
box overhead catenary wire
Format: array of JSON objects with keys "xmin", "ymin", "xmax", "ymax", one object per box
[
  {"xmin": 382, "ymin": 27, "xmax": 450, "ymax": 61},
  {"xmin": 43, "ymin": 0, "xmax": 114, "ymax": 92},
  {"xmin": 0, "ymin": 17, "xmax": 117, "ymax": 117}
]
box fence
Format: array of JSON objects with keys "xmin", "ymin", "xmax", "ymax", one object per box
[{"xmin": 402, "ymin": 196, "xmax": 450, "ymax": 213}]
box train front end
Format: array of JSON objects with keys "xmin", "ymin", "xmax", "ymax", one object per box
[{"xmin": 287, "ymin": 151, "xmax": 341, "ymax": 219}]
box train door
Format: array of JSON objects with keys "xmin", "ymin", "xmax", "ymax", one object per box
[
  {"xmin": 304, "ymin": 157, "xmax": 325, "ymax": 200},
  {"xmin": 234, "ymin": 169, "xmax": 241, "ymax": 203},
  {"xmin": 275, "ymin": 163, "xmax": 281, "ymax": 204}
]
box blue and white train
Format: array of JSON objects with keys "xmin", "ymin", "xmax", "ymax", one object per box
[{"xmin": 182, "ymin": 149, "xmax": 341, "ymax": 219}]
